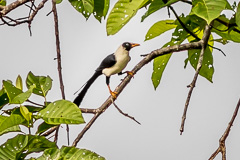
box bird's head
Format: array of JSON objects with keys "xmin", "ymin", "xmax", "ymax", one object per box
[{"xmin": 122, "ymin": 42, "xmax": 140, "ymax": 51}]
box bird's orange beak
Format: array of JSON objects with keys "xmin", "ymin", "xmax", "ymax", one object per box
[{"xmin": 131, "ymin": 43, "xmax": 140, "ymax": 48}]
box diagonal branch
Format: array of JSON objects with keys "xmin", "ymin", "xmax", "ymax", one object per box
[
  {"xmin": 209, "ymin": 98, "xmax": 240, "ymax": 160},
  {"xmin": 180, "ymin": 24, "xmax": 212, "ymax": 135},
  {"xmin": 0, "ymin": 0, "xmax": 30, "ymax": 16},
  {"xmin": 71, "ymin": 40, "xmax": 203, "ymax": 147}
]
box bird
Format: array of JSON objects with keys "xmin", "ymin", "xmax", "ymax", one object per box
[{"xmin": 73, "ymin": 42, "xmax": 140, "ymax": 106}]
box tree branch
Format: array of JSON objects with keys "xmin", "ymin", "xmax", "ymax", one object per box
[
  {"xmin": 209, "ymin": 98, "xmax": 240, "ymax": 160},
  {"xmin": 180, "ymin": 24, "xmax": 212, "ymax": 135},
  {"xmin": 0, "ymin": 0, "xmax": 30, "ymax": 16}
]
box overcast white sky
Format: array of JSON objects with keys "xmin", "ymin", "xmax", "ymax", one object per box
[{"xmin": 1, "ymin": 0, "xmax": 240, "ymax": 159}]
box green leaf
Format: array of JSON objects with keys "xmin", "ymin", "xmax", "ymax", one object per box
[
  {"xmin": 26, "ymin": 72, "xmax": 52, "ymax": 97},
  {"xmin": 3, "ymin": 80, "xmax": 35, "ymax": 104},
  {"xmin": 37, "ymin": 148, "xmax": 61, "ymax": 160},
  {"xmin": 0, "ymin": 0, "xmax": 6, "ymax": 6},
  {"xmin": 0, "ymin": 134, "xmax": 28, "ymax": 160},
  {"xmin": 106, "ymin": 0, "xmax": 148, "ymax": 35},
  {"xmin": 187, "ymin": 28, "xmax": 214, "ymax": 82},
  {"xmin": 16, "ymin": 75, "xmax": 23, "ymax": 91},
  {"xmin": 191, "ymin": 0, "xmax": 227, "ymax": 24},
  {"xmin": 151, "ymin": 16, "xmax": 193, "ymax": 89},
  {"xmin": 212, "ymin": 15, "xmax": 240, "ymax": 43},
  {"xmin": 0, "ymin": 134, "xmax": 57, "ymax": 160},
  {"xmin": 37, "ymin": 100, "xmax": 85, "ymax": 125},
  {"xmin": 56, "ymin": 0, "xmax": 63, "ymax": 4},
  {"xmin": 25, "ymin": 135, "xmax": 57, "ymax": 153},
  {"xmin": 36, "ymin": 122, "xmax": 56, "ymax": 134},
  {"xmin": 141, "ymin": 0, "xmax": 179, "ymax": 22},
  {"xmin": 141, "ymin": 0, "xmax": 166, "ymax": 22},
  {"xmin": 94, "ymin": 0, "xmax": 110, "ymax": 22},
  {"xmin": 188, "ymin": 46, "xmax": 214, "ymax": 82},
  {"xmin": 236, "ymin": 2, "xmax": 240, "ymax": 28},
  {"xmin": 0, "ymin": 114, "xmax": 25, "ymax": 136},
  {"xmin": 3, "ymin": 80, "xmax": 22, "ymax": 103},
  {"xmin": 145, "ymin": 20, "xmax": 177, "ymax": 41},
  {"xmin": 0, "ymin": 89, "xmax": 9, "ymax": 109},
  {"xmin": 152, "ymin": 54, "xmax": 172, "ymax": 90},
  {"xmin": 69, "ymin": 0, "xmax": 94, "ymax": 19},
  {"xmin": 60, "ymin": 146, "xmax": 105, "ymax": 160},
  {"xmin": 20, "ymin": 105, "xmax": 32, "ymax": 127}
]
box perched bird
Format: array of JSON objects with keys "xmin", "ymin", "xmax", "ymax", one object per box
[{"xmin": 73, "ymin": 42, "xmax": 140, "ymax": 106}]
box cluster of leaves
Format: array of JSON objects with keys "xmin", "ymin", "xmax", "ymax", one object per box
[
  {"xmin": 66, "ymin": 0, "xmax": 240, "ymax": 89},
  {"xmin": 0, "ymin": 72, "xmax": 105, "ymax": 159}
]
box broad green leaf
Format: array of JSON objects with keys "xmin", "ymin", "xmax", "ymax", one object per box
[
  {"xmin": 0, "ymin": 0, "xmax": 6, "ymax": 6},
  {"xmin": 0, "ymin": 125, "xmax": 21, "ymax": 136},
  {"xmin": 3, "ymin": 80, "xmax": 22, "ymax": 103},
  {"xmin": 0, "ymin": 114, "xmax": 25, "ymax": 136},
  {"xmin": 36, "ymin": 122, "xmax": 56, "ymax": 134},
  {"xmin": 16, "ymin": 75, "xmax": 23, "ymax": 90},
  {"xmin": 152, "ymin": 53, "xmax": 172, "ymax": 89},
  {"xmin": 20, "ymin": 105, "xmax": 32, "ymax": 127},
  {"xmin": 60, "ymin": 146, "xmax": 105, "ymax": 160},
  {"xmin": 5, "ymin": 105, "xmax": 42, "ymax": 116},
  {"xmin": 212, "ymin": 15, "xmax": 240, "ymax": 43},
  {"xmin": 151, "ymin": 16, "xmax": 192, "ymax": 89},
  {"xmin": 38, "ymin": 100, "xmax": 85, "ymax": 125},
  {"xmin": 94, "ymin": 0, "xmax": 110, "ymax": 22},
  {"xmin": 141, "ymin": 0, "xmax": 166, "ymax": 22},
  {"xmin": 191, "ymin": 0, "xmax": 227, "ymax": 24},
  {"xmin": 106, "ymin": 0, "xmax": 148, "ymax": 35},
  {"xmin": 236, "ymin": 2, "xmax": 240, "ymax": 28},
  {"xmin": 0, "ymin": 134, "xmax": 57, "ymax": 160},
  {"xmin": 187, "ymin": 29, "xmax": 214, "ymax": 82},
  {"xmin": 3, "ymin": 80, "xmax": 35, "ymax": 104},
  {"xmin": 145, "ymin": 20, "xmax": 177, "ymax": 41},
  {"xmin": 0, "ymin": 134, "xmax": 28, "ymax": 160},
  {"xmin": 69, "ymin": 0, "xmax": 94, "ymax": 19},
  {"xmin": 0, "ymin": 89, "xmax": 8, "ymax": 109},
  {"xmin": 26, "ymin": 72, "xmax": 52, "ymax": 97},
  {"xmin": 24, "ymin": 135, "xmax": 57, "ymax": 153},
  {"xmin": 188, "ymin": 46, "xmax": 214, "ymax": 82},
  {"xmin": 37, "ymin": 148, "xmax": 61, "ymax": 160},
  {"xmin": 141, "ymin": 0, "xmax": 179, "ymax": 22}
]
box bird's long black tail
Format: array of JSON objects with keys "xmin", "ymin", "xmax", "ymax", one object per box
[{"xmin": 73, "ymin": 71, "xmax": 102, "ymax": 106}]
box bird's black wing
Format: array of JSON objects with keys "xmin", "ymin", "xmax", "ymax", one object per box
[{"xmin": 96, "ymin": 53, "xmax": 116, "ymax": 72}]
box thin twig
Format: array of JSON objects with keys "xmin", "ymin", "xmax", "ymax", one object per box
[
  {"xmin": 40, "ymin": 126, "xmax": 58, "ymax": 136},
  {"xmin": 0, "ymin": 0, "xmax": 48, "ymax": 28},
  {"xmin": 180, "ymin": 24, "xmax": 212, "ymax": 135},
  {"xmin": 51, "ymin": 0, "xmax": 68, "ymax": 144},
  {"xmin": 26, "ymin": 99, "xmax": 44, "ymax": 107},
  {"xmin": 111, "ymin": 99, "xmax": 141, "ymax": 125},
  {"xmin": 209, "ymin": 98, "xmax": 240, "ymax": 160}
]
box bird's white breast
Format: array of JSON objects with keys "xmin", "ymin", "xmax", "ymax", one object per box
[{"xmin": 102, "ymin": 46, "xmax": 130, "ymax": 77}]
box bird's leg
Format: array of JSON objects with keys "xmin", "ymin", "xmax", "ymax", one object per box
[
  {"xmin": 106, "ymin": 76, "xmax": 118, "ymax": 99},
  {"xmin": 118, "ymin": 71, "xmax": 134, "ymax": 77}
]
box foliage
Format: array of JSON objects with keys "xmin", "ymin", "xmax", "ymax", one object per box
[{"xmin": 0, "ymin": 72, "xmax": 104, "ymax": 159}]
